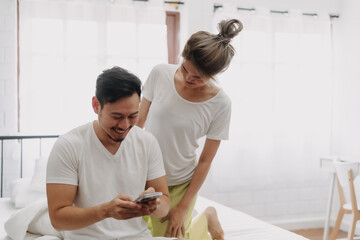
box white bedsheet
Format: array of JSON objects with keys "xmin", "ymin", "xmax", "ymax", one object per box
[
  {"xmin": 0, "ymin": 198, "xmax": 57, "ymax": 240},
  {"xmin": 195, "ymin": 196, "xmax": 308, "ymax": 240},
  {"xmin": 0, "ymin": 198, "xmax": 15, "ymax": 240},
  {"xmin": 1, "ymin": 196, "xmax": 308, "ymax": 240}
]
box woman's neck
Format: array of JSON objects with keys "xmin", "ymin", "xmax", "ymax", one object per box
[{"xmin": 174, "ymin": 68, "xmax": 219, "ymax": 102}]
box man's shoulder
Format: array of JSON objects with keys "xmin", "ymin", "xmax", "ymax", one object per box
[
  {"xmin": 126, "ymin": 127, "xmax": 161, "ymax": 157},
  {"xmin": 130, "ymin": 126, "xmax": 157, "ymax": 141},
  {"xmin": 58, "ymin": 122, "xmax": 92, "ymax": 145},
  {"xmin": 128, "ymin": 127, "xmax": 161, "ymax": 150}
]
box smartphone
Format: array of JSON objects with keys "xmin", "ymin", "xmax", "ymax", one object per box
[{"xmin": 134, "ymin": 192, "xmax": 163, "ymax": 203}]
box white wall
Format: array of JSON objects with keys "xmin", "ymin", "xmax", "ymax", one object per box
[
  {"xmin": 225, "ymin": 0, "xmax": 339, "ymax": 14},
  {"xmin": 332, "ymin": 0, "xmax": 360, "ymax": 156},
  {"xmin": 184, "ymin": 0, "xmax": 340, "ymax": 37},
  {"xmin": 0, "ymin": 0, "xmax": 17, "ymax": 135},
  {"xmin": 0, "ymin": 0, "xmax": 17, "ymax": 197}
]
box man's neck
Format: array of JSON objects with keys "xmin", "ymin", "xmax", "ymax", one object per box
[{"xmin": 93, "ymin": 121, "xmax": 121, "ymax": 155}]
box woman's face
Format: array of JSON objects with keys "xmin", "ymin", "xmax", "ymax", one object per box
[{"xmin": 180, "ymin": 60, "xmax": 210, "ymax": 89}]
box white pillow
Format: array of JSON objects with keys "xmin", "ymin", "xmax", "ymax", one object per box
[
  {"xmin": 30, "ymin": 155, "xmax": 49, "ymax": 193},
  {"xmin": 10, "ymin": 155, "xmax": 49, "ymax": 208},
  {"xmin": 10, "ymin": 178, "xmax": 46, "ymax": 209},
  {"xmin": 10, "ymin": 178, "xmax": 31, "ymax": 204}
]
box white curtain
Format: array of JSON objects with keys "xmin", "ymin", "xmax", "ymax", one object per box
[
  {"xmin": 210, "ymin": 6, "xmax": 333, "ymax": 198},
  {"xmin": 19, "ymin": 0, "xmax": 167, "ymax": 134}
]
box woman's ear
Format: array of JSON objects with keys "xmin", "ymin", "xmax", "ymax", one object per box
[{"xmin": 92, "ymin": 96, "xmax": 100, "ymax": 114}]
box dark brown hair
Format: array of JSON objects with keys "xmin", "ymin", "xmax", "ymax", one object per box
[{"xmin": 182, "ymin": 19, "xmax": 243, "ymax": 79}]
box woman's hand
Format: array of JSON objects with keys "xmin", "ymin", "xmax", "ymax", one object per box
[{"xmin": 161, "ymin": 205, "xmax": 187, "ymax": 238}]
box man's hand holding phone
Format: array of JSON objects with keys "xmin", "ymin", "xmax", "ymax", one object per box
[{"xmin": 135, "ymin": 188, "xmax": 162, "ymax": 214}]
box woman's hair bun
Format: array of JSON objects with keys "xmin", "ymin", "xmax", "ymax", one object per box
[
  {"xmin": 217, "ymin": 19, "xmax": 243, "ymax": 40},
  {"xmin": 181, "ymin": 18, "xmax": 243, "ymax": 78}
]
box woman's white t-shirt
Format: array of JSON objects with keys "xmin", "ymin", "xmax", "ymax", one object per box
[
  {"xmin": 142, "ymin": 64, "xmax": 231, "ymax": 186},
  {"xmin": 46, "ymin": 122, "xmax": 165, "ymax": 240}
]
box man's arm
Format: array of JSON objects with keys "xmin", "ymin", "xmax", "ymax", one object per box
[
  {"xmin": 47, "ymin": 183, "xmax": 149, "ymax": 231},
  {"xmin": 144, "ymin": 175, "xmax": 170, "ymax": 218}
]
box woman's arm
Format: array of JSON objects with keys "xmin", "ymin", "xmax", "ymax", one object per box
[
  {"xmin": 137, "ymin": 97, "xmax": 152, "ymax": 128},
  {"xmin": 178, "ymin": 138, "xmax": 220, "ymax": 209},
  {"xmin": 163, "ymin": 138, "xmax": 221, "ymax": 237}
]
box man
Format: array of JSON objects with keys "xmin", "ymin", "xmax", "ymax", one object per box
[{"xmin": 46, "ymin": 66, "xmax": 171, "ymax": 240}]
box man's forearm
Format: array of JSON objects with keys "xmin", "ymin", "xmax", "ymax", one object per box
[
  {"xmin": 150, "ymin": 195, "xmax": 170, "ymax": 218},
  {"xmin": 50, "ymin": 203, "xmax": 107, "ymax": 231}
]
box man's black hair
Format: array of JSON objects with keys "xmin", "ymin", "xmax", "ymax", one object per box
[{"xmin": 96, "ymin": 66, "xmax": 142, "ymax": 107}]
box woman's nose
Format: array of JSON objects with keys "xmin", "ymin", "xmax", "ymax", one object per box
[{"xmin": 185, "ymin": 74, "xmax": 193, "ymax": 82}]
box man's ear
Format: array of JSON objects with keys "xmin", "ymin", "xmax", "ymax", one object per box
[{"xmin": 92, "ymin": 96, "xmax": 100, "ymax": 114}]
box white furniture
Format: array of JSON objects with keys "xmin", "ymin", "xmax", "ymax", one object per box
[
  {"xmin": 330, "ymin": 161, "xmax": 360, "ymax": 240},
  {"xmin": 320, "ymin": 156, "xmax": 360, "ymax": 240}
]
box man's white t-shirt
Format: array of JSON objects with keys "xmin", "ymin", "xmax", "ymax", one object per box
[
  {"xmin": 46, "ymin": 122, "xmax": 166, "ymax": 240},
  {"xmin": 142, "ymin": 64, "xmax": 232, "ymax": 186}
]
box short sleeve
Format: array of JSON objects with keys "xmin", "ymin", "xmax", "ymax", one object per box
[
  {"xmin": 146, "ymin": 135, "xmax": 166, "ymax": 181},
  {"xmin": 206, "ymin": 97, "xmax": 232, "ymax": 141},
  {"xmin": 46, "ymin": 137, "xmax": 79, "ymax": 186},
  {"xmin": 142, "ymin": 65, "xmax": 159, "ymax": 102}
]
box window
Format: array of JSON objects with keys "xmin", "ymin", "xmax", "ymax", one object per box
[{"xmin": 19, "ymin": 0, "xmax": 167, "ymax": 134}]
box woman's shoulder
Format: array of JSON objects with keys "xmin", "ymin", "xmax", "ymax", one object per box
[
  {"xmin": 147, "ymin": 63, "xmax": 178, "ymax": 87},
  {"xmin": 150, "ymin": 63, "xmax": 178, "ymax": 76},
  {"xmin": 212, "ymin": 88, "xmax": 232, "ymax": 106}
]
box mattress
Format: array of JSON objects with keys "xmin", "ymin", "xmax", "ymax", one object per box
[
  {"xmin": 1, "ymin": 196, "xmax": 308, "ymax": 240},
  {"xmin": 195, "ymin": 196, "xmax": 308, "ymax": 240}
]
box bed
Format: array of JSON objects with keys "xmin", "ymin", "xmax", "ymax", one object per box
[{"xmin": 0, "ymin": 135, "xmax": 308, "ymax": 240}]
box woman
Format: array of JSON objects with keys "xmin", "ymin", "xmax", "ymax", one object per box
[{"xmin": 137, "ymin": 19, "xmax": 243, "ymax": 239}]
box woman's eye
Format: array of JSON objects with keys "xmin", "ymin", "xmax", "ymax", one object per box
[{"xmin": 182, "ymin": 65, "xmax": 187, "ymax": 72}]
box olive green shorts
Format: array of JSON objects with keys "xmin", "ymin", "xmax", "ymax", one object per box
[{"xmin": 144, "ymin": 180, "xmax": 211, "ymax": 239}]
